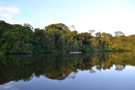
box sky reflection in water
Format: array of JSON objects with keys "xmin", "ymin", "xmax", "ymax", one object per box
[{"xmin": 0, "ymin": 52, "xmax": 135, "ymax": 90}]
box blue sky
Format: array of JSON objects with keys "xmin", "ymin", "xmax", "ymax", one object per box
[{"xmin": 0, "ymin": 0, "xmax": 135, "ymax": 35}]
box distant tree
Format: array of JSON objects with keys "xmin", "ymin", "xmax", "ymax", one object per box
[
  {"xmin": 96, "ymin": 32, "xmax": 101, "ymax": 37},
  {"xmin": 89, "ymin": 30, "xmax": 95, "ymax": 35},
  {"xmin": 23, "ymin": 23, "xmax": 33, "ymax": 30},
  {"xmin": 114, "ymin": 31, "xmax": 124, "ymax": 37},
  {"xmin": 1, "ymin": 20, "xmax": 135, "ymax": 54},
  {"xmin": 45, "ymin": 23, "xmax": 69, "ymax": 31},
  {"xmin": 102, "ymin": 32, "xmax": 113, "ymax": 48}
]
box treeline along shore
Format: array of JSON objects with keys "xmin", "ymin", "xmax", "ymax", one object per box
[{"xmin": 0, "ymin": 20, "xmax": 135, "ymax": 54}]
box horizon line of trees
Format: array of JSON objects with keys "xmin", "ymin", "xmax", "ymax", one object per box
[{"xmin": 0, "ymin": 20, "xmax": 135, "ymax": 54}]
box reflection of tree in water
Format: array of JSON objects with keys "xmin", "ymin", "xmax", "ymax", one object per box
[
  {"xmin": 0, "ymin": 52, "xmax": 135, "ymax": 84},
  {"xmin": 96, "ymin": 65, "xmax": 104, "ymax": 70},
  {"xmin": 115, "ymin": 65, "xmax": 125, "ymax": 71},
  {"xmin": 68, "ymin": 72, "xmax": 76, "ymax": 79},
  {"xmin": 89, "ymin": 69, "xmax": 96, "ymax": 73}
]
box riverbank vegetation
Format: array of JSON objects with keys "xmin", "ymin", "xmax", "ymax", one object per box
[{"xmin": 0, "ymin": 20, "xmax": 135, "ymax": 54}]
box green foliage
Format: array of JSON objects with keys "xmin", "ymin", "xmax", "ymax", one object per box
[
  {"xmin": 0, "ymin": 20, "xmax": 135, "ymax": 54},
  {"xmin": 0, "ymin": 22, "xmax": 34, "ymax": 54}
]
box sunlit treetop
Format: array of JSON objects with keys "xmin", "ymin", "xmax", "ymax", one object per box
[{"xmin": 45, "ymin": 23, "xmax": 69, "ymax": 31}]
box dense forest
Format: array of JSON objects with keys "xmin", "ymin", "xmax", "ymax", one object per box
[{"xmin": 0, "ymin": 20, "xmax": 135, "ymax": 54}]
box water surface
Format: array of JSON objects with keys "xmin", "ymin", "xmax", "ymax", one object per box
[{"xmin": 0, "ymin": 52, "xmax": 135, "ymax": 90}]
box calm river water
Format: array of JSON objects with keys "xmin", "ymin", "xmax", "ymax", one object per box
[{"xmin": 0, "ymin": 52, "xmax": 135, "ymax": 90}]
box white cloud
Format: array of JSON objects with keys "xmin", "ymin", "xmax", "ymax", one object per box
[
  {"xmin": 0, "ymin": 7, "xmax": 4, "ymax": 12},
  {"xmin": 0, "ymin": 6, "xmax": 20, "ymax": 23},
  {"xmin": 2, "ymin": 13, "xmax": 12, "ymax": 18},
  {"xmin": 7, "ymin": 7, "xmax": 19, "ymax": 14}
]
